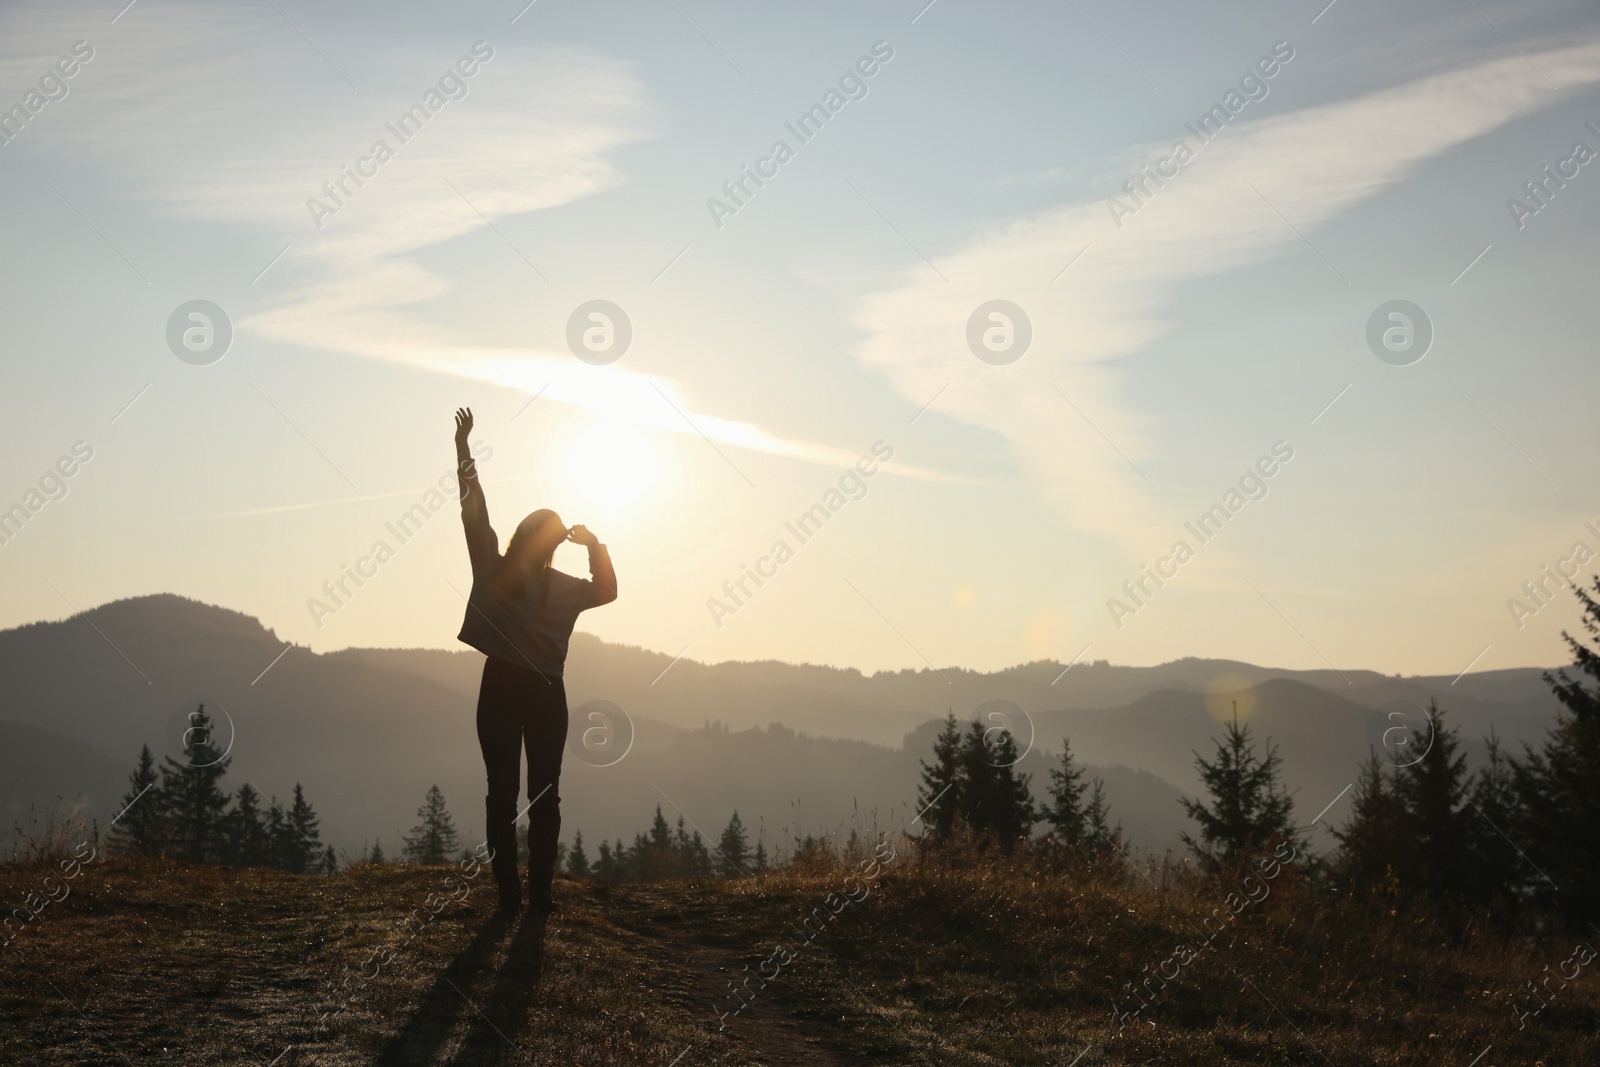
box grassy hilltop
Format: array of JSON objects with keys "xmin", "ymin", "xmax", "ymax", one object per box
[{"xmin": 2, "ymin": 839, "xmax": 1596, "ymax": 1066}]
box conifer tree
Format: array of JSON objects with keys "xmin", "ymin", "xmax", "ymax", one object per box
[
  {"xmin": 402, "ymin": 785, "xmax": 460, "ymax": 865},
  {"xmin": 567, "ymin": 831, "xmax": 590, "ymax": 877},
  {"xmin": 369, "ymin": 840, "xmax": 386, "ymax": 864},
  {"xmin": 222, "ymin": 784, "xmax": 271, "ymax": 867},
  {"xmin": 321, "ymin": 845, "xmax": 338, "ymax": 874},
  {"xmin": 1045, "ymin": 739, "xmax": 1089, "ymax": 849},
  {"xmin": 649, "ymin": 807, "xmax": 673, "ymax": 851},
  {"xmin": 159, "ymin": 706, "xmax": 232, "ymax": 864},
  {"xmin": 1082, "ymin": 777, "xmax": 1119, "ymax": 858},
  {"xmin": 1392, "ymin": 702, "xmax": 1472, "ymax": 897},
  {"xmin": 718, "ymin": 811, "xmax": 749, "ymax": 876},
  {"xmin": 1463, "ymin": 732, "xmax": 1523, "ymax": 903},
  {"xmin": 916, "ymin": 712, "xmax": 963, "ymax": 841},
  {"xmin": 281, "ymin": 783, "xmax": 323, "ymax": 874},
  {"xmin": 1513, "ymin": 577, "xmax": 1600, "ymax": 918},
  {"xmin": 629, "ymin": 831, "xmax": 653, "ymax": 879},
  {"xmin": 1332, "ymin": 752, "xmax": 1407, "ymax": 892},
  {"xmin": 264, "ymin": 798, "xmax": 292, "ymax": 869},
  {"xmin": 613, "ymin": 838, "xmax": 629, "ymax": 880},
  {"xmin": 595, "ymin": 839, "xmax": 617, "ymax": 881},
  {"xmin": 958, "ymin": 720, "xmax": 1035, "ymax": 851},
  {"xmin": 629, "ymin": 807, "xmax": 674, "ymax": 880},
  {"xmin": 1180, "ymin": 714, "xmax": 1299, "ymax": 870},
  {"xmin": 108, "ymin": 744, "xmax": 163, "ymax": 856},
  {"xmin": 673, "ymin": 815, "xmax": 712, "ymax": 877}
]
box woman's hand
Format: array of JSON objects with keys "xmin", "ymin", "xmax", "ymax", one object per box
[
  {"xmin": 566, "ymin": 524, "xmax": 599, "ymax": 548},
  {"xmin": 454, "ymin": 407, "xmax": 474, "ymax": 446}
]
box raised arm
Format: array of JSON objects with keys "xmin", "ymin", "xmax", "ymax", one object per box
[
  {"xmin": 454, "ymin": 407, "xmax": 480, "ymax": 501},
  {"xmin": 566, "ymin": 524, "xmax": 618, "ymax": 606},
  {"xmin": 455, "ymin": 407, "xmax": 497, "ymax": 574}
]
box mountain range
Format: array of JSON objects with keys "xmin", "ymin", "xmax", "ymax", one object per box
[{"xmin": 0, "ymin": 593, "xmax": 1570, "ymax": 860}]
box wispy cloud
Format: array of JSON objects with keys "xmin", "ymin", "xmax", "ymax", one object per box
[
  {"xmin": 850, "ymin": 39, "xmax": 1600, "ymax": 547},
  {"xmin": 2, "ymin": 4, "xmax": 958, "ymax": 480}
]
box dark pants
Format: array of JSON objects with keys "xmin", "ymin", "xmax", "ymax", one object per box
[{"xmin": 476, "ymin": 655, "xmax": 567, "ymax": 907}]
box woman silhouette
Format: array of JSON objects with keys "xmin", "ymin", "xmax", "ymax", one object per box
[{"xmin": 452, "ymin": 407, "xmax": 617, "ymax": 915}]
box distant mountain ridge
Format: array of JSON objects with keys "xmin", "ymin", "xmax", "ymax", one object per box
[{"xmin": 0, "ymin": 594, "xmax": 1568, "ymax": 858}]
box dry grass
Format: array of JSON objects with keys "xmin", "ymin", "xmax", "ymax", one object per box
[{"xmin": 0, "ymin": 839, "xmax": 1595, "ymax": 1065}]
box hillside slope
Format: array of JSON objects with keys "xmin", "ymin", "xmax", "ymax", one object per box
[{"xmin": 0, "ymin": 854, "xmax": 1592, "ymax": 1065}]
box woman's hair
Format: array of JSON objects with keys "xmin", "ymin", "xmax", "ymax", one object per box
[{"xmin": 496, "ymin": 509, "xmax": 560, "ymax": 604}]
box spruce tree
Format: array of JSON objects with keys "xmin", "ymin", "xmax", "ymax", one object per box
[
  {"xmin": 649, "ymin": 807, "xmax": 673, "ymax": 851},
  {"xmin": 1392, "ymin": 701, "xmax": 1472, "ymax": 898},
  {"xmin": 369, "ymin": 840, "xmax": 386, "ymax": 864},
  {"xmin": 1462, "ymin": 731, "xmax": 1523, "ymax": 904},
  {"xmin": 222, "ymin": 784, "xmax": 271, "ymax": 867},
  {"xmin": 1180, "ymin": 715, "xmax": 1299, "ymax": 870},
  {"xmin": 264, "ymin": 798, "xmax": 293, "ymax": 869},
  {"xmin": 1045, "ymin": 739, "xmax": 1089, "ymax": 850},
  {"xmin": 108, "ymin": 744, "xmax": 163, "ymax": 856},
  {"xmin": 717, "ymin": 811, "xmax": 749, "ymax": 875},
  {"xmin": 753, "ymin": 837, "xmax": 768, "ymax": 871},
  {"xmin": 958, "ymin": 719, "xmax": 1035, "ymax": 851},
  {"xmin": 673, "ymin": 816, "xmax": 712, "ymax": 877},
  {"xmin": 1332, "ymin": 752, "xmax": 1407, "ymax": 893},
  {"xmin": 1082, "ymin": 777, "xmax": 1119, "ymax": 858},
  {"xmin": 402, "ymin": 785, "xmax": 460, "ymax": 865},
  {"xmin": 916, "ymin": 712, "xmax": 963, "ymax": 841},
  {"xmin": 595, "ymin": 840, "xmax": 617, "ymax": 881},
  {"xmin": 1513, "ymin": 577, "xmax": 1600, "ymax": 918},
  {"xmin": 321, "ymin": 845, "xmax": 338, "ymax": 874},
  {"xmin": 629, "ymin": 807, "xmax": 673, "ymax": 880},
  {"xmin": 613, "ymin": 838, "xmax": 629, "ymax": 880},
  {"xmin": 567, "ymin": 831, "xmax": 591, "ymax": 877},
  {"xmin": 630, "ymin": 830, "xmax": 656, "ymax": 880},
  {"xmin": 159, "ymin": 706, "xmax": 232, "ymax": 864},
  {"xmin": 282, "ymin": 784, "xmax": 323, "ymax": 874}
]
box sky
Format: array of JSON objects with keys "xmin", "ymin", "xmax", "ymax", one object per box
[{"xmin": 2, "ymin": 0, "xmax": 1598, "ymax": 678}]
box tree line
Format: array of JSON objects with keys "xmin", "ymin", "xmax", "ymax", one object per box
[
  {"xmin": 108, "ymin": 706, "xmax": 334, "ymax": 873},
  {"xmin": 105, "ymin": 582, "xmax": 1600, "ymax": 926},
  {"xmin": 566, "ymin": 806, "xmax": 769, "ymax": 881},
  {"xmin": 1330, "ymin": 580, "xmax": 1600, "ymax": 919},
  {"xmin": 910, "ymin": 579, "xmax": 1600, "ymax": 925}
]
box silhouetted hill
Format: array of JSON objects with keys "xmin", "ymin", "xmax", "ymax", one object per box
[
  {"xmin": 0, "ymin": 721, "xmax": 127, "ymax": 834},
  {"xmin": 0, "ymin": 593, "xmax": 1567, "ymax": 858}
]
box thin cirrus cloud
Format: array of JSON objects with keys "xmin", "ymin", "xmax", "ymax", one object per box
[
  {"xmin": 1, "ymin": 4, "xmax": 955, "ymax": 481},
  {"xmin": 850, "ymin": 39, "xmax": 1600, "ymax": 552}
]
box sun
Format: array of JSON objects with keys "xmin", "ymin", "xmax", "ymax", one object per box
[{"xmin": 564, "ymin": 420, "xmax": 661, "ymax": 510}]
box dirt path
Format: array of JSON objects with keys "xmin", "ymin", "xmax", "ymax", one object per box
[{"xmin": 607, "ymin": 885, "xmax": 890, "ymax": 1067}]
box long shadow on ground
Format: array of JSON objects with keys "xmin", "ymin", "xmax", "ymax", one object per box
[
  {"xmin": 375, "ymin": 913, "xmax": 519, "ymax": 1066},
  {"xmin": 450, "ymin": 913, "xmax": 548, "ymax": 1065}
]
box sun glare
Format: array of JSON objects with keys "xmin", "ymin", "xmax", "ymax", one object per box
[{"xmin": 564, "ymin": 420, "xmax": 662, "ymax": 511}]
